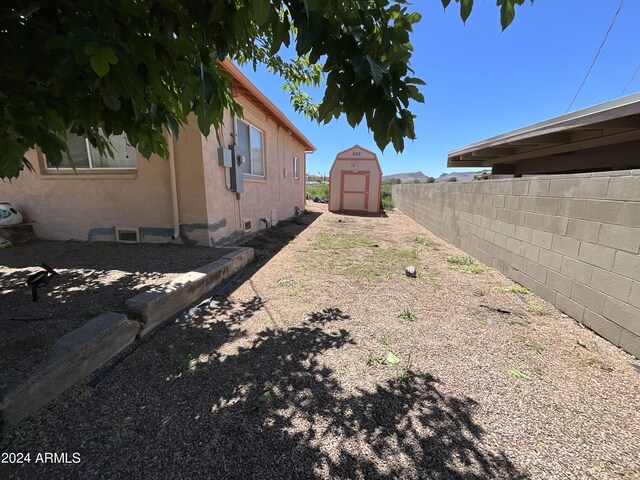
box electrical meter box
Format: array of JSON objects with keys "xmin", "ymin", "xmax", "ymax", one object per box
[{"xmin": 230, "ymin": 145, "xmax": 244, "ymax": 193}]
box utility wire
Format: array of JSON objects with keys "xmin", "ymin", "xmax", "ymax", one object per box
[
  {"xmin": 566, "ymin": 0, "xmax": 624, "ymax": 112},
  {"xmin": 621, "ymin": 62, "xmax": 640, "ymax": 96}
]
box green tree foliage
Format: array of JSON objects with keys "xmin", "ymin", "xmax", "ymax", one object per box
[
  {"xmin": 0, "ymin": 0, "xmax": 529, "ymax": 179},
  {"xmin": 447, "ymin": 177, "xmax": 458, "ymax": 182},
  {"xmin": 442, "ymin": 0, "xmax": 532, "ymax": 31},
  {"xmin": 426, "ymin": 176, "xmax": 435, "ymax": 183}
]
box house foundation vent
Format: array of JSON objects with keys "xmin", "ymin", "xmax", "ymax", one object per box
[
  {"xmin": 116, "ymin": 228, "xmax": 140, "ymax": 243},
  {"xmin": 244, "ymin": 220, "xmax": 252, "ymax": 232}
]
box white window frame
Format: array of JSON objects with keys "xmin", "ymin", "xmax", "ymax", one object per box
[
  {"xmin": 236, "ymin": 118, "xmax": 265, "ymax": 177},
  {"xmin": 292, "ymin": 155, "xmax": 300, "ymax": 180},
  {"xmin": 45, "ymin": 133, "xmax": 137, "ymax": 171}
]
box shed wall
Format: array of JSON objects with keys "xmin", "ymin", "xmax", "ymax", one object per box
[
  {"xmin": 392, "ymin": 170, "xmax": 640, "ymax": 359},
  {"xmin": 329, "ymin": 147, "xmax": 381, "ymax": 213}
]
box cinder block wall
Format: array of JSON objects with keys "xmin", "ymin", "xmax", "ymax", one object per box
[{"xmin": 392, "ymin": 170, "xmax": 640, "ymax": 359}]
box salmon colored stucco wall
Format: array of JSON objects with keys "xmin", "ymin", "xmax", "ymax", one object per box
[
  {"xmin": 0, "ymin": 148, "xmax": 175, "ymax": 242},
  {"xmin": 0, "ymin": 99, "xmax": 308, "ymax": 246},
  {"xmin": 201, "ymin": 95, "xmax": 308, "ymax": 245},
  {"xmin": 328, "ymin": 146, "xmax": 382, "ymax": 214}
]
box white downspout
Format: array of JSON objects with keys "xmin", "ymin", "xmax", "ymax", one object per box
[{"xmin": 165, "ymin": 130, "xmax": 180, "ymax": 241}]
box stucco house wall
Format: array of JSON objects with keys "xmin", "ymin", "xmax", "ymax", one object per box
[
  {"xmin": 0, "ymin": 72, "xmax": 311, "ymax": 246},
  {"xmin": 201, "ymin": 96, "xmax": 307, "ymax": 245},
  {"xmin": 2, "ymin": 148, "xmax": 175, "ymax": 243}
]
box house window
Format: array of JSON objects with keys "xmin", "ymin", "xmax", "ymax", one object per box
[
  {"xmin": 46, "ymin": 132, "xmax": 136, "ymax": 169},
  {"xmin": 236, "ymin": 119, "xmax": 264, "ymax": 176},
  {"xmin": 292, "ymin": 156, "xmax": 299, "ymax": 180}
]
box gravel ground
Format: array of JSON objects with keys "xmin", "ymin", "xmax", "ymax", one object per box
[
  {"xmin": 0, "ymin": 241, "xmax": 228, "ymax": 395},
  {"xmin": 2, "ymin": 204, "xmax": 639, "ymax": 479}
]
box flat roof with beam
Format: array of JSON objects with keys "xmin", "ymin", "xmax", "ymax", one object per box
[{"xmin": 448, "ymin": 93, "xmax": 640, "ymax": 176}]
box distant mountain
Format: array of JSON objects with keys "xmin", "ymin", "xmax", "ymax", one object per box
[
  {"xmin": 381, "ymin": 171, "xmax": 431, "ymax": 183},
  {"xmin": 434, "ymin": 171, "xmax": 487, "ymax": 183},
  {"xmin": 383, "ymin": 170, "xmax": 488, "ymax": 183}
]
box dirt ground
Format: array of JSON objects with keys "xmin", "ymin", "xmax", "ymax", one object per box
[
  {"xmin": 2, "ymin": 204, "xmax": 639, "ymax": 479},
  {"xmin": 0, "ymin": 241, "xmax": 228, "ymax": 395}
]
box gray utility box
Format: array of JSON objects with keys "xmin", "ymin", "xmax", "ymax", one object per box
[
  {"xmin": 230, "ymin": 145, "xmax": 245, "ymax": 193},
  {"xmin": 218, "ymin": 146, "xmax": 244, "ymax": 193},
  {"xmin": 218, "ymin": 147, "xmax": 232, "ymax": 167}
]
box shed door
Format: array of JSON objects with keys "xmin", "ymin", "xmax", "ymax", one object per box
[{"xmin": 340, "ymin": 171, "xmax": 369, "ymax": 212}]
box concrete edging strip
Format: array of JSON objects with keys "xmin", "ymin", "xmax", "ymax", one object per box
[
  {"xmin": 1, "ymin": 312, "xmax": 139, "ymax": 430},
  {"xmin": 125, "ymin": 247, "xmax": 254, "ymax": 338}
]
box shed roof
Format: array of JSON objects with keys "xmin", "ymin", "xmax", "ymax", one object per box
[
  {"xmin": 447, "ymin": 93, "xmax": 640, "ymax": 169},
  {"xmin": 220, "ymin": 60, "xmax": 316, "ymax": 152},
  {"xmin": 330, "ymin": 145, "xmax": 382, "ymax": 174}
]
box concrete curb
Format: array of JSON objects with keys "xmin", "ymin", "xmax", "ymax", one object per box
[
  {"xmin": 126, "ymin": 247, "xmax": 254, "ymax": 338},
  {"xmin": 1, "ymin": 246, "xmax": 254, "ymax": 432}
]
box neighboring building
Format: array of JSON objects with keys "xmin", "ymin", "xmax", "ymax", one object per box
[
  {"xmin": 328, "ymin": 145, "xmax": 382, "ymax": 214},
  {"xmin": 0, "ymin": 60, "xmax": 315, "ymax": 246},
  {"xmin": 448, "ymin": 93, "xmax": 640, "ymax": 176}
]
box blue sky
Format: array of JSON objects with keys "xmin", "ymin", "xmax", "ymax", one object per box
[{"xmin": 239, "ymin": 1, "xmax": 640, "ymax": 177}]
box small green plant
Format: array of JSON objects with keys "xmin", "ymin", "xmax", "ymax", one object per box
[
  {"xmin": 306, "ymin": 184, "xmax": 329, "ymax": 199},
  {"xmin": 473, "ymin": 290, "xmax": 485, "ymax": 297},
  {"xmin": 253, "ymin": 390, "xmax": 271, "ymax": 412},
  {"xmin": 412, "ymin": 236, "xmax": 437, "ymax": 249},
  {"xmin": 446, "ymin": 255, "xmax": 486, "ymax": 274},
  {"xmin": 508, "ymin": 285, "xmax": 530, "ymax": 294},
  {"xmin": 366, "ymin": 353, "xmax": 386, "ymax": 367},
  {"xmin": 377, "ymin": 335, "xmax": 390, "ymax": 346},
  {"xmin": 526, "ymin": 303, "xmax": 547, "ymax": 315},
  {"xmin": 187, "ymin": 358, "xmax": 198, "ymax": 372},
  {"xmin": 396, "ymin": 367, "xmax": 415, "ymax": 384},
  {"xmin": 381, "ymin": 183, "xmax": 395, "ymax": 211},
  {"xmin": 508, "ymin": 368, "xmax": 531, "ymax": 380},
  {"xmin": 381, "ymin": 194, "xmax": 395, "ymax": 211},
  {"xmin": 445, "ymin": 255, "xmax": 475, "ymax": 265},
  {"xmin": 398, "ymin": 309, "xmax": 417, "ymax": 321},
  {"xmin": 524, "ymin": 339, "xmax": 545, "ymax": 353},
  {"xmin": 276, "ymin": 278, "xmax": 297, "ymax": 287}
]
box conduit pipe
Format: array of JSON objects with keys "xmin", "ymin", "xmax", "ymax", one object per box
[{"xmin": 165, "ymin": 130, "xmax": 180, "ymax": 241}]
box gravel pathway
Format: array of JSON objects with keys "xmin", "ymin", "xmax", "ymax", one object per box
[{"xmin": 2, "ymin": 204, "xmax": 639, "ymax": 479}]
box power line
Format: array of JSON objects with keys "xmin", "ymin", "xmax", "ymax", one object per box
[
  {"xmin": 621, "ymin": 62, "xmax": 640, "ymax": 96},
  {"xmin": 566, "ymin": 0, "xmax": 624, "ymax": 112}
]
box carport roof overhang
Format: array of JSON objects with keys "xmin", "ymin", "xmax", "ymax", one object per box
[{"xmin": 447, "ymin": 93, "xmax": 640, "ymax": 173}]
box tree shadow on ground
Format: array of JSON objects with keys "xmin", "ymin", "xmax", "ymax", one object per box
[{"xmin": 2, "ymin": 295, "xmax": 527, "ymax": 479}]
